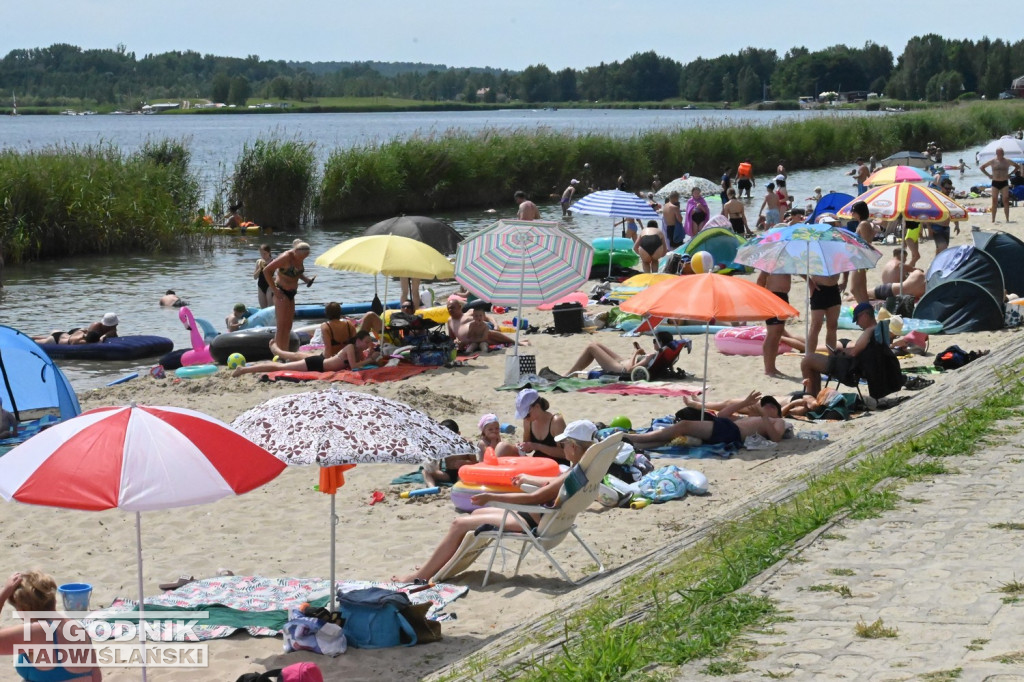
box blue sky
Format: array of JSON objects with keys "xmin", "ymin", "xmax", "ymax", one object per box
[{"xmin": 5, "ymin": 1, "xmax": 1019, "ymax": 71}]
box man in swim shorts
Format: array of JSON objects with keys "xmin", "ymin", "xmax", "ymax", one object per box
[
  {"xmin": 663, "ymin": 191, "xmax": 684, "ymax": 248},
  {"xmin": 757, "ymin": 272, "xmax": 792, "ymax": 377},
  {"xmin": 560, "ymin": 179, "xmax": 578, "ymax": 216},
  {"xmin": 807, "ymin": 274, "xmax": 843, "ymax": 356},
  {"xmin": 759, "ymin": 183, "xmax": 781, "ymax": 228},
  {"xmin": 624, "ymin": 392, "xmax": 787, "ymax": 449},
  {"xmin": 514, "ymin": 190, "xmax": 540, "ymax": 221},
  {"xmin": 980, "ymin": 147, "xmax": 1021, "ymax": 223}
]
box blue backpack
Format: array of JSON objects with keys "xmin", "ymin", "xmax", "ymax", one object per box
[{"xmin": 337, "ymin": 587, "xmax": 417, "ymax": 649}]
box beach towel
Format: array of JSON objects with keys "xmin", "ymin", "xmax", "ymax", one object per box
[
  {"xmin": 644, "ymin": 441, "xmax": 738, "ymax": 459},
  {"xmin": 578, "ymin": 383, "xmax": 702, "ymax": 398},
  {"xmin": 87, "ymin": 576, "xmax": 467, "ymax": 641},
  {"xmin": 498, "ymin": 376, "xmax": 606, "ymax": 392},
  {"xmin": 259, "ymin": 365, "xmax": 431, "ymax": 385}
]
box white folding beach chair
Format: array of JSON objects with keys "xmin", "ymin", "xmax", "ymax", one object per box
[{"xmin": 432, "ymin": 432, "xmax": 623, "ymax": 587}]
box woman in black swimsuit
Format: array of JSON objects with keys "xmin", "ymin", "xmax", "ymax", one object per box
[
  {"xmin": 633, "ymin": 219, "xmax": 667, "ymax": 273},
  {"xmin": 685, "ymin": 187, "xmax": 710, "ymax": 237},
  {"xmin": 722, "ymin": 188, "xmax": 748, "ymax": 236},
  {"xmin": 253, "ymin": 244, "xmax": 273, "ymax": 309},
  {"xmin": 514, "ymin": 388, "xmax": 567, "ymax": 464}
]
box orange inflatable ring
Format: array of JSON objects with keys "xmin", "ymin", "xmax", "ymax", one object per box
[
  {"xmin": 451, "ymin": 481, "xmax": 520, "ymax": 512},
  {"xmin": 459, "ymin": 456, "xmax": 561, "ymax": 487}
]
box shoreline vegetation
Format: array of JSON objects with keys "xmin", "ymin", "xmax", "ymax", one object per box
[{"xmin": 2, "ymin": 102, "xmax": 1024, "ymax": 263}]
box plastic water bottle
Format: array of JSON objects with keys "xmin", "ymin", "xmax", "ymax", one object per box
[
  {"xmin": 400, "ymin": 486, "xmax": 441, "ymax": 498},
  {"xmin": 797, "ymin": 430, "xmax": 829, "ymax": 441}
]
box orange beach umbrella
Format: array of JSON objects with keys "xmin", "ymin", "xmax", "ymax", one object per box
[{"xmin": 620, "ymin": 273, "xmax": 799, "ymax": 412}]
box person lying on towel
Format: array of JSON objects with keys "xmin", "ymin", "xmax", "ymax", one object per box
[{"xmin": 624, "ymin": 392, "xmax": 787, "ymax": 450}]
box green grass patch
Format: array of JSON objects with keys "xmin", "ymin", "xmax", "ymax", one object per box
[
  {"xmin": 920, "ymin": 669, "xmax": 961, "ymax": 681},
  {"xmin": 966, "ymin": 638, "xmax": 989, "ymax": 651},
  {"xmin": 854, "ymin": 618, "xmax": 898, "ymax": 639},
  {"xmin": 440, "ymin": 363, "xmax": 1024, "ymax": 681},
  {"xmin": 991, "ymin": 522, "xmax": 1024, "ymax": 531},
  {"xmin": 826, "ymin": 568, "xmax": 855, "ymax": 577}
]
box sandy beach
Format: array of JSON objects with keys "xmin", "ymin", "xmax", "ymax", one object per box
[{"xmin": 3, "ymin": 194, "xmax": 1020, "ymax": 681}]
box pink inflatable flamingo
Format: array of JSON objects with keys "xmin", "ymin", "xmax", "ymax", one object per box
[{"xmin": 179, "ymin": 306, "xmax": 214, "ymax": 366}]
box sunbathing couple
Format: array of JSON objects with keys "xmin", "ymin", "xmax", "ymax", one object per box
[
  {"xmin": 32, "ymin": 313, "xmax": 119, "ymax": 346},
  {"xmin": 625, "ymin": 391, "xmax": 788, "ymax": 450}
]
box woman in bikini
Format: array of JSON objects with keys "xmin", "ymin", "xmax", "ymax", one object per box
[
  {"xmin": 269, "ymin": 301, "xmax": 357, "ymax": 362},
  {"xmin": 233, "ymin": 330, "xmax": 381, "ymax": 377},
  {"xmin": 633, "ymin": 219, "xmax": 667, "ymax": 273},
  {"xmin": 0, "ymin": 571, "xmax": 101, "ymax": 680},
  {"xmin": 514, "ymin": 388, "xmax": 567, "ymax": 465},
  {"xmin": 263, "ymin": 242, "xmax": 312, "ymax": 352},
  {"xmin": 722, "ymin": 188, "xmax": 748, "ymax": 236}
]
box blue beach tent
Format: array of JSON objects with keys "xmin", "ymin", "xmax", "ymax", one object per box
[
  {"xmin": 0, "ymin": 326, "xmax": 80, "ymax": 421},
  {"xmin": 810, "ymin": 192, "xmax": 854, "ymax": 223}
]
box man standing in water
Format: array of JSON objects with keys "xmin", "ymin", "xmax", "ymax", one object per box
[
  {"xmin": 758, "ymin": 182, "xmax": 781, "ymax": 228},
  {"xmin": 515, "ymin": 191, "xmax": 540, "ymax": 220},
  {"xmin": 559, "ymin": 180, "xmax": 578, "ymax": 216},
  {"xmin": 980, "ymin": 147, "xmax": 1021, "ymax": 224}
]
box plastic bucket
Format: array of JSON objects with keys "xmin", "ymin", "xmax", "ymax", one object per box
[{"xmin": 58, "ymin": 583, "xmax": 92, "ymax": 611}]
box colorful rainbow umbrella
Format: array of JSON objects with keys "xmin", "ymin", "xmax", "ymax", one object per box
[
  {"xmin": 454, "ymin": 220, "xmax": 593, "ymax": 350},
  {"xmin": 620, "ymin": 273, "xmax": 799, "ymax": 412},
  {"xmin": 864, "ymin": 165, "xmax": 932, "ymax": 186},
  {"xmin": 836, "ymin": 183, "xmax": 968, "ymax": 223}
]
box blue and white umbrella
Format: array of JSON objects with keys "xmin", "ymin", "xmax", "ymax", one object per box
[{"xmin": 569, "ymin": 189, "xmax": 659, "ymax": 277}]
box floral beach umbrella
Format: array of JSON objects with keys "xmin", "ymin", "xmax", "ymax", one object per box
[
  {"xmin": 734, "ymin": 223, "xmax": 882, "ymax": 340},
  {"xmin": 0, "ymin": 404, "xmax": 286, "ymax": 681},
  {"xmin": 232, "ymin": 389, "xmax": 475, "ymax": 609},
  {"xmin": 655, "ymin": 176, "xmax": 721, "ymax": 198}
]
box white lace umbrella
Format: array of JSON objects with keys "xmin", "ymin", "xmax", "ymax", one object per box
[
  {"xmin": 232, "ymin": 389, "xmax": 475, "ymax": 608},
  {"xmin": 654, "ymin": 176, "xmax": 721, "ymax": 199}
]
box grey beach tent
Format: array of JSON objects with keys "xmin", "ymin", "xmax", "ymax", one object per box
[
  {"xmin": 973, "ymin": 229, "xmax": 1024, "ymax": 298},
  {"xmin": 913, "ymin": 245, "xmax": 1005, "ymax": 333}
]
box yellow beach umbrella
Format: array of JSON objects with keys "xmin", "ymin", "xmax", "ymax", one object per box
[{"xmin": 315, "ymin": 235, "xmax": 455, "ymax": 279}]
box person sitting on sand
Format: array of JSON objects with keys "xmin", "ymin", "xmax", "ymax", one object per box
[
  {"xmin": 461, "ymin": 308, "xmax": 490, "ymax": 354},
  {"xmin": 225, "ymin": 303, "xmax": 248, "ymax": 332},
  {"xmin": 800, "ymin": 302, "xmax": 875, "ymax": 396},
  {"xmin": 872, "ymin": 270, "xmax": 926, "ymax": 303},
  {"xmin": 0, "ymin": 571, "xmax": 101, "ymax": 680},
  {"xmin": 269, "ymin": 302, "xmax": 362, "ymax": 362},
  {"xmin": 397, "ymin": 420, "xmax": 599, "ymax": 584},
  {"xmin": 422, "ymin": 417, "xmax": 489, "ymax": 487},
  {"xmin": 514, "ymin": 388, "xmax": 567, "ymax": 464},
  {"xmin": 565, "ymin": 331, "xmax": 685, "ymax": 378},
  {"xmin": 475, "ymin": 413, "xmax": 518, "ymax": 458},
  {"xmin": 87, "ymin": 313, "xmax": 119, "ymax": 341},
  {"xmin": 624, "ymin": 392, "xmax": 787, "ymax": 450},
  {"xmin": 445, "ymin": 297, "xmax": 521, "ymax": 348},
  {"xmin": 233, "ymin": 330, "xmax": 381, "ymax": 377},
  {"xmin": 0, "ymin": 397, "xmax": 17, "ymax": 438}
]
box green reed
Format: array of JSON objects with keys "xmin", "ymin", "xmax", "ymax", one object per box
[
  {"xmin": 228, "ymin": 136, "xmax": 317, "ymax": 230},
  {"xmin": 320, "ymin": 102, "xmax": 1024, "ymax": 222},
  {"xmin": 0, "ymin": 141, "xmax": 202, "ymax": 263}
]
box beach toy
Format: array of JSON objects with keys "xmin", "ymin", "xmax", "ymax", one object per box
[
  {"xmin": 629, "ymin": 498, "xmax": 651, "ymax": 510},
  {"xmin": 690, "ymin": 250, "xmax": 715, "ymax": 274},
  {"xmin": 609, "ymin": 416, "xmax": 632, "ymax": 430},
  {"xmin": 450, "ymin": 481, "xmax": 520, "ymax": 512},
  {"xmin": 179, "ymin": 306, "xmax": 214, "ymax": 366},
  {"xmin": 58, "ymin": 583, "xmax": 92, "ymax": 611},
  {"xmin": 175, "ymin": 364, "xmax": 217, "ymax": 379},
  {"xmin": 512, "ymin": 317, "xmax": 529, "ymax": 330},
  {"xmin": 459, "ymin": 448, "xmax": 561, "ymax": 487},
  {"xmin": 400, "ymin": 486, "xmax": 440, "ymax": 499},
  {"xmin": 714, "ymin": 326, "xmax": 793, "ymax": 356},
  {"xmin": 226, "ymin": 352, "xmax": 247, "ymax": 369},
  {"xmin": 106, "ymin": 372, "xmax": 139, "ymax": 387}
]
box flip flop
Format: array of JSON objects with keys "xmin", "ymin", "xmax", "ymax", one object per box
[{"xmin": 159, "ymin": 575, "xmax": 195, "ymax": 591}]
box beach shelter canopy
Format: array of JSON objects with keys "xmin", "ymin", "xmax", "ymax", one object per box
[
  {"xmin": 363, "ymin": 216, "xmax": 464, "ymax": 256},
  {"xmin": 809, "ymin": 192, "xmax": 854, "ymax": 223},
  {"xmin": 977, "ymin": 136, "xmax": 1024, "ymax": 166},
  {"xmin": 0, "ymin": 326, "xmax": 79, "ymax": 422},
  {"xmin": 914, "ymin": 245, "xmax": 1005, "ymax": 333},
  {"xmin": 0, "ymin": 404, "xmax": 285, "ymax": 681},
  {"xmin": 879, "ymin": 151, "xmax": 932, "ymax": 169},
  {"xmin": 316, "ymin": 235, "xmax": 455, "ymax": 280},
  {"xmin": 232, "ymin": 390, "xmax": 475, "ymax": 610},
  {"xmin": 836, "ymin": 183, "xmax": 967, "ymax": 223},
  {"xmin": 973, "ymin": 229, "xmax": 1024, "ymax": 297}
]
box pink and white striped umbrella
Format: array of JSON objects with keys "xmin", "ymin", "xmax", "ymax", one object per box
[{"xmin": 0, "ymin": 404, "xmax": 286, "ymax": 510}]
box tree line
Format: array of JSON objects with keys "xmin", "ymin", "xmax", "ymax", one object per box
[{"xmin": 1, "ymin": 34, "xmax": 1022, "ymax": 109}]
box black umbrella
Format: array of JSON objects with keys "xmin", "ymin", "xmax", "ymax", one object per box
[
  {"xmin": 363, "ymin": 216, "xmax": 465, "ymax": 255},
  {"xmin": 879, "ymin": 151, "xmax": 933, "ymax": 169}
]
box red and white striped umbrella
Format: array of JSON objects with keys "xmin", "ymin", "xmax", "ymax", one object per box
[
  {"xmin": 0, "ymin": 404, "xmax": 285, "ymax": 680},
  {"xmin": 0, "ymin": 404, "xmax": 286, "ymax": 511}
]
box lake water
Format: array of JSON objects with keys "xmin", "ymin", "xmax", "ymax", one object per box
[{"xmin": 0, "ymin": 109, "xmax": 998, "ymax": 390}]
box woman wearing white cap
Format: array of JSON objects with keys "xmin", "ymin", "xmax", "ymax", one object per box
[
  {"xmin": 87, "ymin": 313, "xmax": 119, "ymax": 341},
  {"xmin": 514, "ymin": 389, "xmax": 566, "ymax": 464},
  {"xmin": 397, "ymin": 420, "xmax": 597, "ymax": 584}
]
